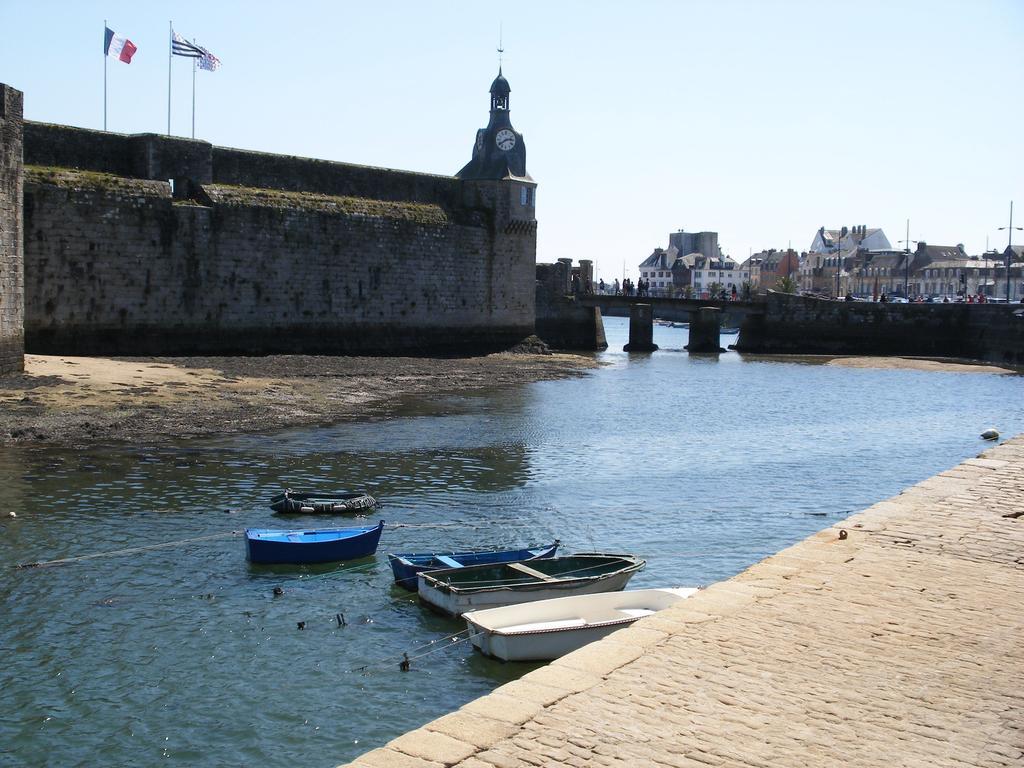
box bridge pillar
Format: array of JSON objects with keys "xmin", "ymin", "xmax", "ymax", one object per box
[
  {"xmin": 623, "ymin": 303, "xmax": 658, "ymax": 352},
  {"xmin": 686, "ymin": 306, "xmax": 723, "ymax": 353}
]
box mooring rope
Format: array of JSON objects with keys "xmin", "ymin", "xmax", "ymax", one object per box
[
  {"xmin": 347, "ymin": 626, "xmax": 481, "ymax": 675},
  {"xmin": 13, "ymin": 530, "xmax": 243, "ymax": 570}
]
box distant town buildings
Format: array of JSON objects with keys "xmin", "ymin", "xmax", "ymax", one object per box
[
  {"xmin": 638, "ymin": 230, "xmax": 749, "ymax": 298},
  {"xmin": 629, "ymin": 223, "xmax": 1023, "ymax": 301}
]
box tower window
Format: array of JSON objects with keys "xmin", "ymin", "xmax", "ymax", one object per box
[{"xmin": 520, "ymin": 187, "xmax": 527, "ymax": 206}]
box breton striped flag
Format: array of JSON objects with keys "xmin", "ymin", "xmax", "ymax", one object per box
[
  {"xmin": 104, "ymin": 27, "xmax": 137, "ymax": 63},
  {"xmin": 171, "ymin": 31, "xmax": 204, "ymax": 58},
  {"xmin": 172, "ymin": 30, "xmax": 221, "ymax": 71}
]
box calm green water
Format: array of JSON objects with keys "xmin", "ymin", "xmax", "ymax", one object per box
[{"xmin": 2, "ymin": 318, "xmax": 1021, "ymax": 767}]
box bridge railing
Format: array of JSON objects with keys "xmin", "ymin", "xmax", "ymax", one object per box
[{"xmin": 587, "ymin": 287, "xmax": 748, "ymax": 301}]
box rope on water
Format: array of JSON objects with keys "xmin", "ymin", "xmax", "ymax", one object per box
[
  {"xmin": 295, "ymin": 561, "xmax": 381, "ymax": 582},
  {"xmin": 13, "ymin": 530, "xmax": 243, "ymax": 570},
  {"xmin": 348, "ymin": 627, "xmax": 481, "ymax": 675}
]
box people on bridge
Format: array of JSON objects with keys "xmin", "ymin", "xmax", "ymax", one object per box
[
  {"xmin": 613, "ymin": 278, "xmax": 620, "ymax": 295},
  {"xmin": 599, "ymin": 278, "xmax": 605, "ymax": 294}
]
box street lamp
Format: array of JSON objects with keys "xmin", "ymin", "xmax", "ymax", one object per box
[
  {"xmin": 834, "ymin": 226, "xmax": 844, "ymax": 298},
  {"xmin": 998, "ymin": 201, "xmax": 1022, "ymax": 303},
  {"xmin": 898, "ymin": 219, "xmax": 919, "ymax": 299}
]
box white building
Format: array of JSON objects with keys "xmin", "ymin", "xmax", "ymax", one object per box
[
  {"xmin": 810, "ymin": 225, "xmax": 891, "ymax": 253},
  {"xmin": 691, "ymin": 256, "xmax": 749, "ymax": 298}
]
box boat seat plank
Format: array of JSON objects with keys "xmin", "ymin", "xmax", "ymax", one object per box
[
  {"xmin": 435, "ymin": 555, "xmax": 462, "ymax": 569},
  {"xmin": 503, "ymin": 618, "xmax": 588, "ymax": 633},
  {"xmin": 507, "ymin": 562, "xmax": 558, "ymax": 582}
]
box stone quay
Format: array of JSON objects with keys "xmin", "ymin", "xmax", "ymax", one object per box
[{"xmin": 342, "ymin": 435, "xmax": 1023, "ymax": 767}]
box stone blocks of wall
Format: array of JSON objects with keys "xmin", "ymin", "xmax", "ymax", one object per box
[
  {"xmin": 740, "ymin": 292, "xmax": 1024, "ymax": 364},
  {"xmin": 211, "ymin": 147, "xmax": 462, "ymax": 209},
  {"xmin": 0, "ymin": 84, "xmax": 24, "ymax": 374},
  {"xmin": 23, "ymin": 170, "xmax": 534, "ymax": 355},
  {"xmin": 24, "ymin": 122, "xmax": 213, "ymax": 188},
  {"xmin": 535, "ymin": 262, "xmax": 606, "ymax": 350}
]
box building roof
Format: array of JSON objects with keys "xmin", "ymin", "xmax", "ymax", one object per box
[
  {"xmin": 917, "ymin": 243, "xmax": 966, "ymax": 261},
  {"xmin": 812, "ymin": 226, "xmax": 890, "ymax": 253},
  {"xmin": 1004, "ymin": 244, "xmax": 1024, "ymax": 261}
]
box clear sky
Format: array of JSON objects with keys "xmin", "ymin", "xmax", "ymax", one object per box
[{"xmin": 1, "ymin": 0, "xmax": 1021, "ymax": 281}]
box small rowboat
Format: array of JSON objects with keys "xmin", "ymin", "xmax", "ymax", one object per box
[
  {"xmin": 463, "ymin": 587, "xmax": 699, "ymax": 661},
  {"xmin": 388, "ymin": 540, "xmax": 560, "ymax": 591},
  {"xmin": 245, "ymin": 521, "xmax": 384, "ymax": 564},
  {"xmin": 418, "ymin": 553, "xmax": 645, "ymax": 617},
  {"xmin": 270, "ymin": 490, "xmax": 377, "ymax": 514}
]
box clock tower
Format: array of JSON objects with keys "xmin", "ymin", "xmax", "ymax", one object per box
[{"xmin": 456, "ymin": 68, "xmax": 531, "ymax": 182}]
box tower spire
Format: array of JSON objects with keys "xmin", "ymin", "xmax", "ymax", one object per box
[{"xmin": 497, "ymin": 23, "xmax": 504, "ymax": 72}]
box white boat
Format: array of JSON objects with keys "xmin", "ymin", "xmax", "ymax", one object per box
[
  {"xmin": 417, "ymin": 553, "xmax": 645, "ymax": 617},
  {"xmin": 463, "ymin": 587, "xmax": 699, "ymax": 661}
]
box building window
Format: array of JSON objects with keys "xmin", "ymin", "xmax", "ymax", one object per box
[{"xmin": 520, "ymin": 187, "xmax": 528, "ymax": 206}]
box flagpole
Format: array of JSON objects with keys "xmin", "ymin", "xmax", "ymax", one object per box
[
  {"xmin": 191, "ymin": 43, "xmax": 197, "ymax": 140},
  {"xmin": 103, "ymin": 19, "xmax": 108, "ymax": 131},
  {"xmin": 167, "ymin": 21, "xmax": 172, "ymax": 136}
]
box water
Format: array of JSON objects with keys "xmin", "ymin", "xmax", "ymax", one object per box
[{"xmin": 2, "ymin": 317, "xmax": 1020, "ymax": 767}]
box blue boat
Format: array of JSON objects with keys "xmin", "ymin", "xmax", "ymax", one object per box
[
  {"xmin": 387, "ymin": 540, "xmax": 560, "ymax": 591},
  {"xmin": 245, "ymin": 521, "xmax": 385, "ymax": 565}
]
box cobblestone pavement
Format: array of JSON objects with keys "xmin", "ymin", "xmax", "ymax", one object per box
[{"xmin": 341, "ymin": 437, "xmax": 1024, "ymax": 768}]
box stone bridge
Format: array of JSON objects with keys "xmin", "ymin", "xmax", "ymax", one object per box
[{"xmin": 577, "ymin": 295, "xmax": 766, "ymax": 352}]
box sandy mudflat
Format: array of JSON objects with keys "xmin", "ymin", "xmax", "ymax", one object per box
[
  {"xmin": 0, "ymin": 351, "xmax": 598, "ymax": 447},
  {"xmin": 824, "ymin": 356, "xmax": 1015, "ymax": 374}
]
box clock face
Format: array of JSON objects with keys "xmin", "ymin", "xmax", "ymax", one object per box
[{"xmin": 495, "ymin": 129, "xmax": 516, "ymax": 151}]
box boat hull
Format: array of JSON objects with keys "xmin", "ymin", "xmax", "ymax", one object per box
[
  {"xmin": 269, "ymin": 490, "xmax": 377, "ymax": 515},
  {"xmin": 245, "ymin": 521, "xmax": 384, "ymax": 564},
  {"xmin": 417, "ymin": 554, "xmax": 645, "ymax": 617},
  {"xmin": 464, "ymin": 588, "xmax": 698, "ymax": 661},
  {"xmin": 388, "ymin": 541, "xmax": 560, "ymax": 591}
]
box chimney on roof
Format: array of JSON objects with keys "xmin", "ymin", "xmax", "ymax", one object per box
[{"xmin": 841, "ymin": 226, "xmax": 848, "ymax": 238}]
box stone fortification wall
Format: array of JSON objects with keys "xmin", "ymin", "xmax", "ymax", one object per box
[
  {"xmin": 19, "ymin": 119, "xmax": 536, "ymax": 356},
  {"xmin": 211, "ymin": 147, "xmax": 462, "ymax": 208},
  {"xmin": 0, "ymin": 85, "xmax": 24, "ymax": 374},
  {"xmin": 24, "ymin": 168, "xmax": 533, "ymax": 355},
  {"xmin": 25, "ymin": 122, "xmax": 213, "ymax": 188},
  {"xmin": 738, "ymin": 291, "xmax": 1024, "ymax": 365},
  {"xmin": 534, "ymin": 261, "xmax": 606, "ymax": 351}
]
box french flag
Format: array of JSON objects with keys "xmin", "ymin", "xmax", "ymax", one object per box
[{"xmin": 104, "ymin": 27, "xmax": 137, "ymax": 64}]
